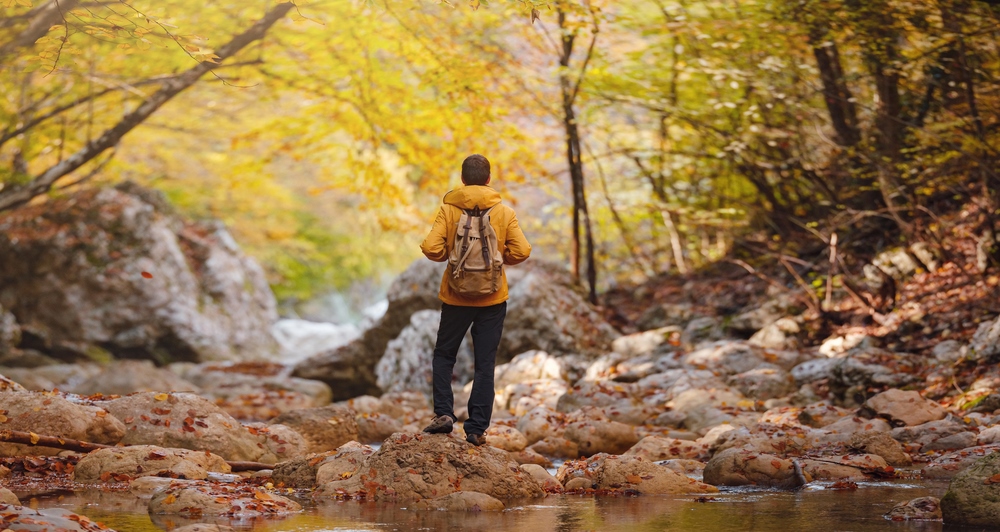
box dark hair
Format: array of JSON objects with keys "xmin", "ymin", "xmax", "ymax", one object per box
[{"xmin": 461, "ymin": 154, "xmax": 491, "ymax": 185}]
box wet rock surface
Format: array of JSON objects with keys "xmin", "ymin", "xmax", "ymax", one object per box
[
  {"xmin": 941, "ymin": 451, "xmax": 1000, "ymax": 526},
  {"xmin": 73, "ymin": 445, "xmax": 231, "ymax": 482},
  {"xmin": 0, "ymin": 504, "xmax": 118, "ymax": 531},
  {"xmin": 148, "ymin": 481, "xmax": 302, "ymax": 516},
  {"xmin": 0, "ymin": 391, "xmax": 125, "ymax": 456}
]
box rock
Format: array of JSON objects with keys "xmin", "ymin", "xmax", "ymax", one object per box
[
  {"xmin": 148, "ymin": 481, "xmax": 301, "ymax": 516},
  {"xmin": 797, "ymin": 403, "xmax": 852, "ymax": 428},
  {"xmin": 519, "ymin": 464, "xmax": 562, "ymax": 492},
  {"xmin": 244, "ymin": 423, "xmax": 308, "ymax": 463},
  {"xmin": 625, "ymin": 436, "xmax": 705, "ymax": 461},
  {"xmin": 516, "ymin": 406, "xmax": 565, "ymax": 445},
  {"xmin": 941, "ymin": 451, "xmax": 1000, "ymax": 526},
  {"xmin": 594, "ymin": 455, "xmax": 717, "ymax": 494},
  {"xmin": 271, "ymin": 450, "xmax": 339, "ymax": 489},
  {"xmin": 683, "ymin": 341, "xmax": 765, "ymax": 376},
  {"xmin": 180, "ymin": 364, "xmax": 332, "ymax": 422},
  {"xmin": 375, "ymin": 309, "xmax": 474, "ymax": 395},
  {"xmin": 790, "ymin": 347, "xmax": 919, "ymax": 391},
  {"xmin": 314, "ymin": 433, "xmax": 543, "ymax": 501},
  {"xmin": 0, "ymin": 487, "xmax": 18, "ymax": 505},
  {"xmin": 728, "ymin": 300, "xmax": 787, "ymax": 335},
  {"xmin": 670, "ymin": 388, "xmax": 746, "ymax": 434},
  {"xmin": 748, "ymin": 318, "xmax": 800, "ymax": 350},
  {"xmin": 0, "ymin": 504, "xmax": 118, "ymax": 531},
  {"xmin": 272, "ymin": 318, "xmax": 360, "ymax": 365},
  {"xmin": 67, "ymin": 360, "xmax": 199, "ymax": 396},
  {"xmin": 799, "ymin": 459, "xmax": 868, "ymax": 481},
  {"xmin": 314, "ymin": 442, "xmax": 378, "ymax": 486},
  {"xmin": 681, "ymin": 317, "xmax": 725, "ymax": 346},
  {"xmin": 267, "ymin": 404, "xmax": 359, "ymax": 454},
  {"xmin": 485, "ymin": 425, "xmax": 528, "ymax": 452},
  {"xmin": 970, "ymin": 316, "xmax": 1000, "ymax": 361},
  {"xmin": 101, "ymin": 392, "xmax": 268, "ymax": 462},
  {"xmin": 494, "ymin": 350, "xmax": 566, "ymax": 388},
  {"xmin": 172, "ymin": 525, "xmax": 237, "ymax": 532},
  {"xmin": 556, "ymin": 380, "xmax": 634, "ymax": 413},
  {"xmin": 0, "ymin": 305, "xmax": 19, "ymax": 356},
  {"xmin": 0, "ymin": 183, "xmax": 279, "ymax": 363},
  {"xmin": 610, "ymin": 328, "xmax": 682, "ymax": 358},
  {"xmin": 862, "ymin": 389, "xmax": 947, "ymax": 427},
  {"xmin": 636, "ymin": 303, "xmax": 694, "ymax": 331},
  {"xmin": 703, "ymin": 447, "xmax": 808, "ymax": 488},
  {"xmin": 292, "ymin": 260, "xmax": 445, "ymax": 398},
  {"xmin": 73, "ymin": 445, "xmax": 231, "ymax": 482},
  {"xmin": 503, "ymin": 379, "xmax": 568, "ymax": 416},
  {"xmin": 709, "ymin": 424, "xmax": 823, "ymax": 457},
  {"xmin": 413, "ymin": 491, "xmax": 505, "ymax": 511},
  {"xmin": 657, "ymin": 459, "xmax": 706, "ymax": 477},
  {"xmin": 0, "ymin": 374, "xmax": 26, "ymax": 392},
  {"xmin": 923, "ymin": 444, "xmax": 1000, "ymax": 479},
  {"xmin": 818, "ymin": 416, "xmax": 893, "ymax": 444},
  {"xmin": 129, "ymin": 476, "xmax": 178, "ymax": 498},
  {"xmin": 727, "ymin": 367, "xmax": 796, "ymax": 400},
  {"xmin": 886, "ymin": 496, "xmax": 942, "ymax": 521},
  {"xmin": 634, "ymin": 369, "xmax": 726, "ymax": 402},
  {"xmin": 508, "ymin": 448, "xmax": 552, "ymax": 468},
  {"xmin": 564, "ymin": 418, "xmax": 639, "ymax": 456},
  {"xmin": 979, "ymin": 425, "xmax": 1000, "ymax": 444},
  {"xmin": 848, "ymin": 431, "xmax": 911, "ymax": 466},
  {"xmin": 528, "ymin": 436, "xmax": 579, "ymax": 459},
  {"xmin": 891, "ymin": 418, "xmax": 975, "ymax": 452},
  {"xmin": 3, "ymin": 363, "xmax": 101, "ymax": 391},
  {"xmin": 0, "ymin": 391, "xmax": 124, "ymax": 456},
  {"xmin": 933, "ymin": 340, "xmax": 964, "ymax": 364},
  {"xmin": 355, "ymin": 412, "xmax": 402, "ymax": 444}
]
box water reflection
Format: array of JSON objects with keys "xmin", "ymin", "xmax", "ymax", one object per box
[{"xmin": 42, "ymin": 481, "xmax": 955, "ymax": 531}]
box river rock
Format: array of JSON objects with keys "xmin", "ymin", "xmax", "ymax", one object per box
[
  {"xmin": 267, "ymin": 404, "xmax": 359, "ymax": 454},
  {"xmin": 0, "ymin": 488, "xmax": 18, "ymax": 505},
  {"xmin": 0, "ymin": 374, "xmax": 25, "ymax": 392},
  {"xmin": 529, "ymin": 436, "xmax": 579, "ymax": 459},
  {"xmin": 683, "ymin": 341, "xmax": 766, "ymax": 376},
  {"xmin": 0, "ymin": 504, "xmax": 118, "ymax": 531},
  {"xmin": 848, "ymin": 431, "xmax": 911, "ymax": 466},
  {"xmin": 818, "ymin": 416, "xmax": 892, "ymax": 444},
  {"xmin": 68, "ymin": 360, "xmax": 199, "ymax": 396},
  {"xmin": 748, "ymin": 318, "xmax": 800, "ymax": 350},
  {"xmin": 509, "ymin": 447, "xmax": 552, "ymax": 468},
  {"xmin": 0, "ymin": 391, "xmax": 125, "ymax": 455},
  {"xmin": 886, "ymin": 496, "xmax": 942, "ymax": 521},
  {"xmin": 245, "ymin": 423, "xmax": 308, "ymax": 463},
  {"xmin": 3, "ymin": 363, "xmax": 101, "ymax": 391},
  {"xmin": 727, "ymin": 367, "xmax": 796, "ymax": 400},
  {"xmin": 484, "ymin": 425, "xmax": 528, "ymax": 452},
  {"xmin": 101, "ymin": 392, "xmax": 267, "ymax": 462},
  {"xmin": 798, "ymin": 403, "xmax": 853, "ymax": 428},
  {"xmin": 503, "ymin": 379, "xmax": 568, "ymax": 416},
  {"xmin": 172, "ymin": 525, "xmax": 237, "ymax": 532},
  {"xmin": 73, "ymin": 445, "xmax": 230, "ymax": 482},
  {"xmin": 611, "ymin": 327, "xmax": 683, "ymax": 358},
  {"xmin": 314, "ymin": 432, "xmax": 543, "ymax": 501},
  {"xmin": 941, "ymin": 451, "xmax": 1000, "ymax": 526},
  {"xmin": 271, "ymin": 450, "xmax": 341, "ymax": 489},
  {"xmin": 375, "ymin": 309, "xmax": 474, "ymax": 395},
  {"xmin": 516, "ymin": 406, "xmax": 565, "ymax": 445},
  {"xmin": 564, "ymin": 417, "xmax": 639, "ymax": 456},
  {"xmin": 799, "ymin": 459, "xmax": 867, "ymax": 481},
  {"xmin": 413, "ymin": 491, "xmax": 505, "ymax": 511},
  {"xmin": 0, "ymin": 183, "xmax": 278, "ymax": 363},
  {"xmin": 703, "ymin": 447, "xmax": 807, "ymax": 488},
  {"xmin": 355, "ymin": 412, "xmax": 402, "ymax": 443},
  {"xmin": 495, "ymin": 350, "xmax": 566, "ymax": 388},
  {"xmin": 923, "ymin": 444, "xmax": 1000, "ymax": 479},
  {"xmin": 891, "ymin": 418, "xmax": 976, "ymax": 452},
  {"xmin": 148, "ymin": 481, "xmax": 301, "ymax": 516},
  {"xmin": 634, "ymin": 369, "xmax": 727, "ymax": 403},
  {"xmin": 710, "ymin": 424, "xmax": 824, "ymax": 458},
  {"xmin": 790, "ymin": 346, "xmax": 920, "ymax": 392},
  {"xmin": 635, "ymin": 302, "xmax": 694, "ymax": 331},
  {"xmin": 314, "ymin": 442, "xmax": 377, "ymax": 485},
  {"xmin": 625, "ymin": 436, "xmax": 706, "ymax": 461},
  {"xmin": 970, "ymin": 315, "xmax": 1000, "ymax": 361},
  {"xmin": 862, "ymin": 389, "xmax": 947, "ymax": 427},
  {"xmin": 520, "ymin": 463, "xmax": 562, "ymax": 492},
  {"xmin": 593, "ymin": 454, "xmax": 717, "ymax": 494}
]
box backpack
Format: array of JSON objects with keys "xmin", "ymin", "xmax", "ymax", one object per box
[{"xmin": 448, "ymin": 205, "xmax": 503, "ymax": 296}]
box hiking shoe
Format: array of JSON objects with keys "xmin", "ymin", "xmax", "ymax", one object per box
[
  {"xmin": 422, "ymin": 415, "xmax": 454, "ymax": 434},
  {"xmin": 466, "ymin": 433, "xmax": 487, "ymax": 446}
]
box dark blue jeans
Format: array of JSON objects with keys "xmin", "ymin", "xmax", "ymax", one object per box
[{"xmin": 431, "ymin": 301, "xmax": 507, "ymax": 436}]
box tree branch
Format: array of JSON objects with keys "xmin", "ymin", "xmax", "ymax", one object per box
[{"xmin": 0, "ymin": 0, "xmax": 82, "ymax": 60}]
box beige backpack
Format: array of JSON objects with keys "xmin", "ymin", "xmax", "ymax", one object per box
[{"xmin": 448, "ymin": 206, "xmax": 503, "ymax": 296}]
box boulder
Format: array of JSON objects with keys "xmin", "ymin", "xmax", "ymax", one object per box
[
  {"xmin": 799, "ymin": 454, "xmax": 888, "ymax": 481},
  {"xmin": 503, "ymin": 379, "xmax": 568, "ymax": 416},
  {"xmin": 0, "ymin": 183, "xmax": 278, "ymax": 363},
  {"xmin": 73, "ymin": 445, "xmax": 231, "ymax": 482},
  {"xmin": 509, "ymin": 448, "xmax": 552, "ymax": 468},
  {"xmin": 484, "ymin": 425, "xmax": 528, "ymax": 452},
  {"xmin": 519, "ymin": 464, "xmax": 562, "ymax": 492},
  {"xmin": 564, "ymin": 418, "xmax": 639, "ymax": 456},
  {"xmin": 709, "ymin": 424, "xmax": 823, "ymax": 457},
  {"xmin": 682, "ymin": 341, "xmax": 766, "ymax": 376},
  {"xmin": 314, "ymin": 442, "xmax": 377, "ymax": 486},
  {"xmin": 861, "ymin": 389, "xmax": 947, "ymax": 427},
  {"xmin": 969, "ymin": 315, "xmax": 1000, "ymax": 361},
  {"xmin": 516, "ymin": 406, "xmax": 565, "ymax": 445},
  {"xmin": 101, "ymin": 392, "xmax": 268, "ymax": 462},
  {"xmin": 790, "ymin": 347, "xmax": 920, "ymax": 392},
  {"xmin": 244, "ymin": 423, "xmax": 308, "ymax": 463},
  {"xmin": 271, "ymin": 318, "xmax": 360, "ymax": 365},
  {"xmin": 528, "ymin": 436, "xmax": 579, "ymax": 459},
  {"xmin": 494, "ymin": 350, "xmax": 567, "ymax": 389},
  {"xmin": 848, "ymin": 431, "xmax": 911, "ymax": 466},
  {"xmin": 413, "ymin": 491, "xmax": 505, "ymax": 511},
  {"xmin": 557, "ymin": 454, "xmax": 716, "ymax": 494},
  {"xmin": 923, "ymin": 444, "xmax": 1000, "ymax": 479},
  {"xmin": 2, "ymin": 363, "xmax": 101, "ymax": 391},
  {"xmin": 148, "ymin": 481, "xmax": 301, "ymax": 516},
  {"xmin": 268, "ymin": 404, "xmax": 359, "ymax": 454},
  {"xmin": 556, "ymin": 380, "xmax": 635, "ymax": 413},
  {"xmin": 375, "ymin": 309, "xmax": 474, "ymax": 394},
  {"xmin": 0, "ymin": 374, "xmax": 25, "ymax": 392},
  {"xmin": 748, "ymin": 318, "xmax": 800, "ymax": 350},
  {"xmin": 315, "ymin": 433, "xmax": 543, "ymax": 501},
  {"xmin": 0, "ymin": 305, "xmax": 19, "ymax": 356},
  {"xmin": 0, "ymin": 504, "xmax": 118, "ymax": 531},
  {"xmin": 891, "ymin": 418, "xmax": 976, "ymax": 452},
  {"xmin": 818, "ymin": 416, "xmax": 893, "ymax": 444},
  {"xmin": 886, "ymin": 497, "xmax": 942, "ymax": 521},
  {"xmin": 0, "ymin": 488, "xmax": 18, "ymax": 505},
  {"xmin": 727, "ymin": 367, "xmax": 796, "ymax": 400},
  {"xmin": 625, "ymin": 436, "xmax": 705, "ymax": 461},
  {"xmin": 0, "ymin": 391, "xmax": 124, "ymax": 456},
  {"xmin": 355, "ymin": 412, "xmax": 402, "ymax": 444},
  {"xmin": 271, "ymin": 451, "xmax": 339, "ymax": 489},
  {"xmin": 172, "ymin": 525, "xmax": 237, "ymax": 532},
  {"xmin": 67, "ymin": 360, "xmax": 199, "ymax": 396},
  {"xmin": 635, "ymin": 302, "xmax": 694, "ymax": 331},
  {"xmin": 703, "ymin": 447, "xmax": 808, "ymax": 489},
  {"xmin": 941, "ymin": 451, "xmax": 1000, "ymax": 526},
  {"xmin": 180, "ymin": 363, "xmax": 332, "ymax": 421}
]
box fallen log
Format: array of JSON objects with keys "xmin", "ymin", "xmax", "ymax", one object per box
[{"xmin": 0, "ymin": 429, "xmax": 273, "ymax": 472}]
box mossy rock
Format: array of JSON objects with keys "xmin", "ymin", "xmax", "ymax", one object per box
[{"xmin": 941, "ymin": 451, "xmax": 1000, "ymax": 526}]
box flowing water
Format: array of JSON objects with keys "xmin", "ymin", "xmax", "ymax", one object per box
[{"xmin": 16, "ymin": 480, "xmax": 957, "ymax": 532}]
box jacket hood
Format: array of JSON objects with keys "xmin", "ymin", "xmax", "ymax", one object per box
[{"xmin": 443, "ymin": 185, "xmax": 502, "ymax": 211}]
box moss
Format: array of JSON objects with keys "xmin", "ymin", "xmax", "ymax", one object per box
[{"xmin": 84, "ymin": 344, "xmax": 114, "ymax": 365}]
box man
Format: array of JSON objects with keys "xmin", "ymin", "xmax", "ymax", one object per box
[{"xmin": 419, "ymin": 154, "xmax": 531, "ymax": 446}]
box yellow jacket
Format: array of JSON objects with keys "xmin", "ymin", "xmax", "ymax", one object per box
[{"xmin": 420, "ymin": 185, "xmax": 531, "ymax": 307}]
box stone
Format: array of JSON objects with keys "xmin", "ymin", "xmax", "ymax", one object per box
[
  {"xmin": 891, "ymin": 418, "xmax": 975, "ymax": 452},
  {"xmin": 797, "ymin": 403, "xmax": 852, "ymax": 428},
  {"xmin": 748, "ymin": 318, "xmax": 800, "ymax": 350},
  {"xmin": 941, "ymin": 451, "xmax": 1000, "ymax": 526},
  {"xmin": 593, "ymin": 455, "xmax": 717, "ymax": 494},
  {"xmin": 503, "ymin": 379, "xmax": 568, "ymax": 416},
  {"xmin": 933, "ymin": 340, "xmax": 964, "ymax": 364},
  {"xmin": 683, "ymin": 341, "xmax": 765, "ymax": 376},
  {"xmin": 508, "ymin": 448, "xmax": 552, "ymax": 468},
  {"xmin": 886, "ymin": 497, "xmax": 942, "ymax": 521},
  {"xmin": 0, "ymin": 504, "xmax": 118, "ymax": 531},
  {"xmin": 924, "ymin": 444, "xmax": 1000, "ymax": 479},
  {"xmin": 611, "ymin": 328, "xmax": 682, "ymax": 358},
  {"xmin": 516, "ymin": 406, "xmax": 565, "ymax": 445},
  {"xmin": 271, "ymin": 318, "xmax": 360, "ymax": 365},
  {"xmin": 3, "ymin": 363, "xmax": 101, "ymax": 391},
  {"xmin": 727, "ymin": 367, "xmax": 796, "ymax": 400},
  {"xmin": 0, "ymin": 374, "xmax": 26, "ymax": 392},
  {"xmin": 970, "ymin": 316, "xmax": 1000, "ymax": 361},
  {"xmin": 267, "ymin": 404, "xmax": 360, "ymax": 454},
  {"xmin": 519, "ymin": 464, "xmax": 562, "ymax": 492},
  {"xmin": 818, "ymin": 416, "xmax": 893, "ymax": 444},
  {"xmin": 179, "ymin": 363, "xmax": 333, "ymax": 422},
  {"xmin": 244, "ymin": 423, "xmax": 308, "ymax": 463},
  {"xmin": 625, "ymin": 436, "xmax": 706, "ymax": 461},
  {"xmin": 799, "ymin": 459, "xmax": 867, "ymax": 481},
  {"xmin": 67, "ymin": 360, "xmax": 199, "ymax": 396},
  {"xmin": 862, "ymin": 389, "xmax": 947, "ymax": 427},
  {"xmin": 73, "ymin": 445, "xmax": 231, "ymax": 482},
  {"xmin": 314, "ymin": 442, "xmax": 378, "ymax": 486},
  {"xmin": 0, "ymin": 391, "xmax": 125, "ymax": 456},
  {"xmin": 485, "ymin": 425, "xmax": 528, "ymax": 452},
  {"xmin": 0, "ymin": 305, "xmax": 19, "ymax": 356},
  {"xmin": 681, "ymin": 317, "xmax": 725, "ymax": 346},
  {"xmin": 703, "ymin": 447, "xmax": 807, "ymax": 489},
  {"xmin": 528, "ymin": 436, "xmax": 579, "ymax": 459},
  {"xmin": 494, "ymin": 350, "xmax": 566, "ymax": 389},
  {"xmin": 376, "ymin": 309, "xmax": 474, "ymax": 395},
  {"xmin": 635, "ymin": 303, "xmax": 694, "ymax": 331},
  {"xmin": 129, "ymin": 476, "xmax": 178, "ymax": 498},
  {"xmin": 355, "ymin": 412, "xmax": 402, "ymax": 444},
  {"xmin": 0, "ymin": 487, "xmax": 18, "ymax": 505},
  {"xmin": 172, "ymin": 525, "xmax": 237, "ymax": 532},
  {"xmin": 101, "ymin": 392, "xmax": 268, "ymax": 462},
  {"xmin": 790, "ymin": 348, "xmax": 919, "ymax": 390},
  {"xmin": 564, "ymin": 418, "xmax": 639, "ymax": 456},
  {"xmin": 848, "ymin": 431, "xmax": 911, "ymax": 466},
  {"xmin": 148, "ymin": 481, "xmax": 301, "ymax": 516},
  {"xmin": 0, "ymin": 183, "xmax": 279, "ymax": 363},
  {"xmin": 412, "ymin": 491, "xmax": 505, "ymax": 511},
  {"xmin": 314, "ymin": 433, "xmax": 543, "ymax": 501}
]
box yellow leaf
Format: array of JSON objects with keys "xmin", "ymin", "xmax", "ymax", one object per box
[
  {"xmin": 29, "ymin": 432, "xmax": 40, "ymax": 445},
  {"xmin": 184, "ymin": 45, "xmax": 200, "ymax": 52},
  {"xmin": 154, "ymin": 393, "xmax": 169, "ymax": 401},
  {"xmin": 163, "ymin": 494, "xmax": 176, "ymax": 504},
  {"xmin": 0, "ymin": 415, "xmax": 7, "ymax": 423},
  {"xmin": 254, "ymin": 491, "xmax": 274, "ymax": 501},
  {"xmin": 340, "ymin": 471, "xmax": 352, "ymax": 479},
  {"xmin": 16, "ymin": 0, "xmax": 32, "ymax": 7}
]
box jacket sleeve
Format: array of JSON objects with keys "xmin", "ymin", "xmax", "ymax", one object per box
[
  {"xmin": 420, "ymin": 207, "xmax": 450, "ymax": 262},
  {"xmin": 503, "ymin": 213, "xmax": 532, "ymax": 265}
]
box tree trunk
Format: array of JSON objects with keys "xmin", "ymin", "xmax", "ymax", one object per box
[
  {"xmin": 0, "ymin": 0, "xmax": 82, "ymax": 60},
  {"xmin": 809, "ymin": 34, "xmax": 860, "ymax": 146},
  {"xmin": 0, "ymin": 2, "xmax": 295, "ymax": 212}
]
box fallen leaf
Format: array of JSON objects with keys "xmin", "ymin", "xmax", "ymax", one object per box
[
  {"xmin": 29, "ymin": 432, "xmax": 39, "ymax": 445},
  {"xmin": 154, "ymin": 393, "xmax": 169, "ymax": 401},
  {"xmin": 141, "ymin": 271, "xmax": 153, "ymax": 279}
]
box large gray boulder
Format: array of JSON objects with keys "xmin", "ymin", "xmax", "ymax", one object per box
[
  {"xmin": 0, "ymin": 182, "xmax": 278, "ymax": 363},
  {"xmin": 942, "ymin": 451, "xmax": 1000, "ymax": 526},
  {"xmin": 375, "ymin": 309, "xmax": 474, "ymax": 394}
]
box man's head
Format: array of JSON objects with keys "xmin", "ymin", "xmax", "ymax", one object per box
[{"xmin": 461, "ymin": 154, "xmax": 491, "ymax": 186}]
